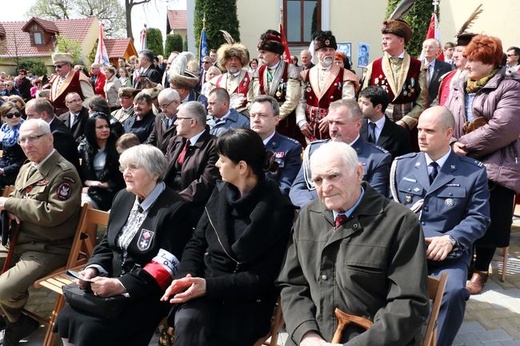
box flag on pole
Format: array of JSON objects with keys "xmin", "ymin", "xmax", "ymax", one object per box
[
  {"xmin": 94, "ymin": 23, "xmax": 110, "ymax": 66},
  {"xmin": 423, "ymin": 13, "xmax": 444, "ymax": 61},
  {"xmin": 279, "ymin": 22, "xmax": 292, "ymax": 64},
  {"xmin": 140, "ymin": 24, "xmax": 147, "ymax": 51},
  {"xmin": 199, "ymin": 27, "xmax": 208, "ymax": 68}
]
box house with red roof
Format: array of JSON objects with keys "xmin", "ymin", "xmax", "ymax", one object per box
[
  {"xmin": 0, "ymin": 16, "xmax": 99, "ymax": 75},
  {"xmin": 167, "ymin": 10, "xmax": 187, "ymax": 43},
  {"xmin": 104, "ymin": 38, "xmax": 138, "ymax": 67}
]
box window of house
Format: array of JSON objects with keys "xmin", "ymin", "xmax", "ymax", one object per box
[
  {"xmin": 285, "ymin": 0, "xmax": 321, "ymax": 44},
  {"xmin": 34, "ymin": 32, "xmax": 43, "ymax": 45}
]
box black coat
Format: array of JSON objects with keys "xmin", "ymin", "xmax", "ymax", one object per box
[
  {"xmin": 171, "ymin": 179, "xmax": 294, "ymax": 343},
  {"xmin": 361, "ymin": 116, "xmax": 412, "ymax": 160},
  {"xmin": 78, "ymin": 139, "xmax": 125, "ymax": 211},
  {"xmin": 49, "ymin": 117, "xmax": 81, "ymax": 172},
  {"xmin": 0, "ymin": 141, "xmax": 26, "ymax": 187},
  {"xmin": 58, "ymin": 106, "xmax": 89, "ymax": 143}
]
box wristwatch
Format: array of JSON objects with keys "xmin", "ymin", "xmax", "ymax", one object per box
[{"xmin": 447, "ymin": 235, "xmax": 457, "ymax": 247}]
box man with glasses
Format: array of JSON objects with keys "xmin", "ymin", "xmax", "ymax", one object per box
[
  {"xmin": 58, "ymin": 92, "xmax": 89, "ymax": 143},
  {"xmin": 0, "ymin": 118, "xmax": 81, "ymax": 345},
  {"xmin": 164, "ymin": 101, "xmax": 219, "ymax": 227},
  {"xmin": 146, "ymin": 88, "xmax": 181, "ymax": 152},
  {"xmin": 49, "ymin": 52, "xmax": 94, "ymax": 116},
  {"xmin": 25, "ymin": 98, "xmax": 80, "ymax": 172},
  {"xmin": 506, "ymin": 46, "xmax": 520, "ymax": 75}
]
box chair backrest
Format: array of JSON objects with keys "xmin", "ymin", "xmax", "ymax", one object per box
[
  {"xmin": 423, "ymin": 272, "xmax": 448, "ymax": 346},
  {"xmin": 65, "ymin": 204, "xmax": 110, "ymax": 268},
  {"xmin": 1, "ymin": 185, "xmax": 14, "ymax": 197}
]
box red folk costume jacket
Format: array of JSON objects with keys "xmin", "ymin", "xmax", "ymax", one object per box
[
  {"xmin": 50, "ymin": 70, "xmax": 88, "ymax": 115},
  {"xmin": 297, "ymin": 65, "xmax": 358, "ymax": 141}
]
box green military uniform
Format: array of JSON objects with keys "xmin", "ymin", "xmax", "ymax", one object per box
[{"xmin": 0, "ymin": 150, "xmax": 81, "ymax": 322}]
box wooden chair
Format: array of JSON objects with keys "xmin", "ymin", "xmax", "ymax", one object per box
[
  {"xmin": 34, "ymin": 204, "xmax": 109, "ymax": 346},
  {"xmin": 254, "ymin": 297, "xmax": 285, "ymax": 346},
  {"xmin": 330, "ymin": 273, "xmax": 448, "ymax": 346}
]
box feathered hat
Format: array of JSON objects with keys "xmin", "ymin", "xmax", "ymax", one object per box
[
  {"xmin": 217, "ymin": 43, "xmax": 250, "ymax": 71},
  {"xmin": 257, "ymin": 30, "xmax": 285, "ymax": 55},
  {"xmin": 168, "ymin": 52, "xmax": 200, "ymax": 89},
  {"xmin": 382, "ymin": 0, "xmax": 416, "ymax": 44},
  {"xmin": 455, "ymin": 4, "xmax": 483, "ymax": 46}
]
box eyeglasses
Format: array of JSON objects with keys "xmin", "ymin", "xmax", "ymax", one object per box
[
  {"xmin": 119, "ymin": 163, "xmax": 140, "ymax": 173},
  {"xmin": 54, "ymin": 64, "xmax": 65, "ymax": 69},
  {"xmin": 5, "ymin": 111, "xmax": 21, "ymax": 119},
  {"xmin": 159, "ymin": 100, "xmax": 175, "ymax": 109},
  {"xmin": 65, "ymin": 99, "xmax": 82, "ymax": 104},
  {"xmin": 176, "ymin": 116, "xmax": 193, "ymax": 121},
  {"xmin": 17, "ymin": 134, "xmax": 46, "ymax": 144}
]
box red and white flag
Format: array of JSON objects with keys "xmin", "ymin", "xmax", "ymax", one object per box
[
  {"xmin": 279, "ymin": 22, "xmax": 293, "ymax": 64},
  {"xmin": 94, "ymin": 23, "xmax": 110, "ymax": 66},
  {"xmin": 424, "ymin": 13, "xmax": 444, "ymax": 61}
]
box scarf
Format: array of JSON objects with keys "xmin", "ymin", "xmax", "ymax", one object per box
[{"xmin": 465, "ymin": 69, "xmax": 498, "ymax": 93}]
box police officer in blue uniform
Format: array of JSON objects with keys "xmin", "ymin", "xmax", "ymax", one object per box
[
  {"xmin": 250, "ymin": 95, "xmax": 301, "ymax": 196},
  {"xmin": 391, "ymin": 106, "xmax": 490, "ymax": 346},
  {"xmin": 289, "ymin": 99, "xmax": 390, "ymax": 208}
]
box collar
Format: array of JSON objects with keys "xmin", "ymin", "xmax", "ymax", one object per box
[
  {"xmin": 424, "ymin": 149, "xmax": 451, "ymax": 169},
  {"xmin": 187, "ymin": 128, "xmax": 205, "ymax": 146},
  {"xmin": 268, "ymin": 61, "xmax": 281, "ymax": 70},
  {"xmin": 135, "ymin": 181, "xmax": 166, "ymax": 213},
  {"xmin": 262, "ymin": 131, "xmax": 276, "ymax": 145},
  {"xmin": 35, "ymin": 149, "xmax": 56, "ymax": 170},
  {"xmin": 348, "ymin": 134, "xmax": 361, "ymax": 146},
  {"xmin": 369, "ymin": 116, "xmax": 386, "ymax": 130},
  {"xmin": 332, "ymin": 186, "xmax": 365, "ymax": 219}
]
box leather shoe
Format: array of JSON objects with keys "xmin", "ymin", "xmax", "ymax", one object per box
[
  {"xmin": 3, "ymin": 314, "xmax": 39, "ymax": 346},
  {"xmin": 467, "ymin": 271, "xmax": 489, "ymax": 295}
]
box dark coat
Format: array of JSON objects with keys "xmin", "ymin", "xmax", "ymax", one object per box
[
  {"xmin": 264, "ymin": 131, "xmax": 302, "ymax": 196},
  {"xmin": 360, "ymin": 116, "xmax": 411, "ymax": 160},
  {"xmin": 78, "ymin": 138, "xmax": 125, "ymax": 211},
  {"xmin": 171, "ymin": 179, "xmax": 294, "ymax": 343},
  {"xmin": 427, "ymin": 59, "xmax": 453, "ymax": 105},
  {"xmin": 164, "ymin": 129, "xmax": 220, "ymax": 225},
  {"xmin": 58, "ymin": 106, "xmax": 90, "ymax": 143},
  {"xmin": 145, "ymin": 113, "xmax": 177, "ymax": 153},
  {"xmin": 123, "ymin": 110, "xmax": 156, "ymax": 143},
  {"xmin": 49, "ymin": 117, "xmax": 81, "ymax": 172},
  {"xmin": 0, "ymin": 141, "xmax": 26, "ymax": 188},
  {"xmin": 58, "ymin": 187, "xmax": 193, "ymax": 345}
]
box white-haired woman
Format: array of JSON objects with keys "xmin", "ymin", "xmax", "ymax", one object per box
[{"xmin": 55, "ymin": 144, "xmax": 193, "ymax": 345}]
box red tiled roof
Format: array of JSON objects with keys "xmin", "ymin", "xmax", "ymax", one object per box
[
  {"xmin": 167, "ymin": 10, "xmax": 187, "ymax": 30},
  {"xmin": 0, "ymin": 17, "xmax": 96, "ymax": 58},
  {"xmin": 22, "ymin": 17, "xmax": 59, "ymax": 34},
  {"xmin": 104, "ymin": 38, "xmax": 135, "ymax": 59}
]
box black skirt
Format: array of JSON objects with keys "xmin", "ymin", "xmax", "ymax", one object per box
[
  {"xmin": 54, "ymin": 294, "xmax": 170, "ymax": 346},
  {"xmin": 475, "ymin": 181, "xmax": 515, "ymax": 248}
]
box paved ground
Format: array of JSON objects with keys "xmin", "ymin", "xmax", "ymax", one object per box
[{"xmin": 2, "ymin": 208, "xmax": 520, "ymax": 346}]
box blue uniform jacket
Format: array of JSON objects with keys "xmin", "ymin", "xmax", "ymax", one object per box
[
  {"xmin": 289, "ymin": 137, "xmax": 391, "ymax": 208},
  {"xmin": 392, "ymin": 151, "xmax": 491, "ymax": 265},
  {"xmin": 265, "ymin": 132, "xmax": 302, "ymax": 196}
]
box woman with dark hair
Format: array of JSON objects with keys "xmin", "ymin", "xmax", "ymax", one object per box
[
  {"xmin": 445, "ymin": 34, "xmax": 520, "ymax": 294},
  {"xmin": 86, "ymin": 95, "xmax": 125, "ymax": 138},
  {"xmin": 0, "ymin": 101, "xmax": 26, "ymax": 188},
  {"xmin": 161, "ymin": 128, "xmax": 295, "ymax": 345},
  {"xmin": 78, "ymin": 112, "xmax": 125, "ymax": 210}
]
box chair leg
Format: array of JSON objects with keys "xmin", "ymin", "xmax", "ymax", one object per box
[
  {"xmin": 501, "ymin": 247, "xmax": 509, "ymax": 282},
  {"xmin": 43, "ymin": 295, "xmax": 65, "ymax": 346}
]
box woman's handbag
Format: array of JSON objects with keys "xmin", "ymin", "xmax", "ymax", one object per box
[{"xmin": 62, "ymin": 282, "xmax": 130, "ymax": 319}]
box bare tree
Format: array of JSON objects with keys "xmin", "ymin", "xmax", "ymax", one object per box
[{"xmin": 124, "ymin": 0, "xmax": 153, "ymax": 40}]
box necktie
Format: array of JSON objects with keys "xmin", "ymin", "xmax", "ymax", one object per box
[
  {"xmin": 429, "ymin": 162, "xmax": 439, "ymax": 184},
  {"xmin": 176, "ymin": 140, "xmax": 189, "ymax": 166},
  {"xmin": 27, "ymin": 165, "xmax": 38, "ymax": 181},
  {"xmin": 368, "ymin": 122, "xmax": 377, "ymax": 143},
  {"xmin": 267, "ymin": 68, "xmax": 274, "ymax": 83},
  {"xmin": 427, "ymin": 64, "xmax": 434, "ymax": 85},
  {"xmin": 335, "ymin": 214, "xmax": 348, "ymax": 228},
  {"xmin": 70, "ymin": 113, "xmax": 77, "ymax": 128}
]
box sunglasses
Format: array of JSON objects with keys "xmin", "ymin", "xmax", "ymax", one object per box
[
  {"xmin": 54, "ymin": 64, "xmax": 65, "ymax": 69},
  {"xmin": 5, "ymin": 112, "xmax": 21, "ymax": 119}
]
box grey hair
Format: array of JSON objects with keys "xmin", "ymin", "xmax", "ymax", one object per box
[
  {"xmin": 310, "ymin": 141, "xmax": 360, "ymax": 175},
  {"xmin": 119, "ymin": 144, "xmax": 168, "ymax": 181},
  {"xmin": 158, "ymin": 88, "xmax": 181, "ymax": 103},
  {"xmin": 328, "ymin": 99, "xmax": 363, "ymax": 121},
  {"xmin": 252, "ymin": 95, "xmax": 280, "ymax": 116},
  {"xmin": 178, "ymin": 101, "xmax": 207, "ymax": 124},
  {"xmin": 20, "ymin": 118, "xmax": 51, "ymax": 135}
]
